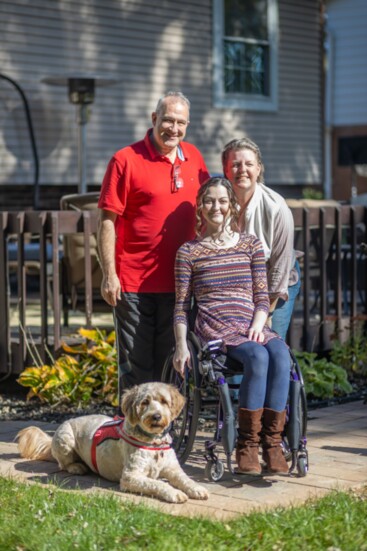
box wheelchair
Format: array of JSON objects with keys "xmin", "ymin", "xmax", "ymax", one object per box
[{"xmin": 162, "ymin": 331, "xmax": 309, "ymax": 482}]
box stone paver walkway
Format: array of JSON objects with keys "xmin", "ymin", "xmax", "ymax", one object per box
[{"xmin": 0, "ymin": 400, "xmax": 366, "ymax": 520}]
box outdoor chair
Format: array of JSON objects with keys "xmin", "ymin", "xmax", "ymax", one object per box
[{"xmin": 60, "ymin": 192, "xmax": 110, "ymax": 326}]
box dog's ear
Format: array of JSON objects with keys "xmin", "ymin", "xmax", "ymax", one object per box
[
  {"xmin": 121, "ymin": 386, "xmax": 140, "ymax": 426},
  {"xmin": 169, "ymin": 385, "xmax": 186, "ymax": 419}
]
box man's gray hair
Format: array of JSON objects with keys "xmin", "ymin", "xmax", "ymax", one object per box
[{"xmin": 155, "ymin": 91, "xmax": 191, "ymax": 115}]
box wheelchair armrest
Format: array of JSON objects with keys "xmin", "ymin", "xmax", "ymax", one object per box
[{"xmin": 201, "ymin": 339, "xmax": 224, "ymax": 357}]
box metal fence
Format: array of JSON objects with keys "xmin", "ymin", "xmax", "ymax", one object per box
[{"xmin": 0, "ymin": 205, "xmax": 366, "ymax": 376}]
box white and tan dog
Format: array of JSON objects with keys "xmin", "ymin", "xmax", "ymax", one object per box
[{"xmin": 16, "ymin": 382, "xmax": 209, "ymax": 503}]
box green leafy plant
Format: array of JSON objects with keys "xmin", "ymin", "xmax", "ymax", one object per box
[
  {"xmin": 17, "ymin": 328, "xmax": 118, "ymax": 406},
  {"xmin": 302, "ymin": 187, "xmax": 324, "ymax": 200},
  {"xmin": 330, "ymin": 327, "xmax": 367, "ymax": 384},
  {"xmin": 293, "ymin": 350, "xmax": 353, "ymax": 400}
]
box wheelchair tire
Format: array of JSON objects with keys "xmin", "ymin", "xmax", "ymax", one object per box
[
  {"xmin": 300, "ymin": 383, "xmax": 308, "ymax": 438},
  {"xmin": 291, "ymin": 352, "xmax": 308, "ymax": 440},
  {"xmin": 283, "ymin": 356, "xmax": 309, "ymax": 477},
  {"xmin": 161, "ymin": 339, "xmax": 201, "ymax": 464},
  {"xmin": 205, "ymin": 459, "xmax": 225, "ymax": 482},
  {"xmin": 297, "ymin": 454, "xmax": 308, "ymax": 477}
]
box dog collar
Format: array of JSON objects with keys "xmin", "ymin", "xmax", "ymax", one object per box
[
  {"xmin": 135, "ymin": 423, "xmax": 172, "ymax": 440},
  {"xmin": 119, "ymin": 425, "xmax": 172, "ymax": 451}
]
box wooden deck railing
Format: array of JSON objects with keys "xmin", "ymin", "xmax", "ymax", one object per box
[
  {"xmin": 288, "ymin": 203, "xmax": 367, "ymax": 351},
  {"xmin": 0, "ymin": 209, "xmax": 109, "ymax": 376},
  {"xmin": 0, "ymin": 205, "xmax": 366, "ymax": 376}
]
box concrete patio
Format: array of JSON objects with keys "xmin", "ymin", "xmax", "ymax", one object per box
[{"xmin": 0, "ymin": 400, "xmax": 366, "ymax": 521}]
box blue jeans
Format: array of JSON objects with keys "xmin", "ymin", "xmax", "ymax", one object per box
[
  {"xmin": 227, "ymin": 338, "xmax": 290, "ymax": 411},
  {"xmin": 271, "ymin": 260, "xmax": 301, "ymax": 341}
]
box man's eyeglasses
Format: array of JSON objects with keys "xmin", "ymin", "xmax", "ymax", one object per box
[
  {"xmin": 162, "ymin": 118, "xmax": 188, "ymax": 129},
  {"xmin": 173, "ymin": 165, "xmax": 184, "ymax": 190}
]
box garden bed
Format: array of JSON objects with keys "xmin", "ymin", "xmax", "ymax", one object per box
[
  {"xmin": 0, "ymin": 375, "xmax": 117, "ymax": 423},
  {"xmin": 1, "ymin": 375, "xmax": 365, "ymax": 425}
]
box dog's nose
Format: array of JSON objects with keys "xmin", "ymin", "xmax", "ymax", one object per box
[{"xmin": 152, "ymin": 413, "xmax": 162, "ymax": 422}]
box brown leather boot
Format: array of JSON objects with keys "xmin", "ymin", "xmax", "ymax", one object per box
[
  {"xmin": 262, "ymin": 408, "xmax": 289, "ymax": 474},
  {"xmin": 236, "ymin": 408, "xmax": 263, "ymax": 475}
]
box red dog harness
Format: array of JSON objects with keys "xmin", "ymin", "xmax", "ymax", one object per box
[{"xmin": 91, "ymin": 417, "xmax": 171, "ymax": 474}]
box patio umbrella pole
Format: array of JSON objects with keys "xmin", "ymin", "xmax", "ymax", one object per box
[{"xmin": 77, "ymin": 103, "xmax": 88, "ymax": 195}]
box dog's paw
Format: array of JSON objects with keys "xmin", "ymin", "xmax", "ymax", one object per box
[
  {"xmin": 186, "ymin": 485, "xmax": 209, "ymax": 500},
  {"xmin": 66, "ymin": 462, "xmax": 89, "ymax": 475},
  {"xmin": 165, "ymin": 489, "xmax": 189, "ymax": 503}
]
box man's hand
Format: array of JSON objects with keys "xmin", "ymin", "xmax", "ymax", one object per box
[
  {"xmin": 97, "ymin": 209, "xmax": 120, "ymax": 306},
  {"xmin": 101, "ymin": 274, "xmax": 121, "ymax": 307}
]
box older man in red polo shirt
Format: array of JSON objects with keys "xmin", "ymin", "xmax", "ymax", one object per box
[{"xmin": 98, "ymin": 91, "xmax": 209, "ymax": 394}]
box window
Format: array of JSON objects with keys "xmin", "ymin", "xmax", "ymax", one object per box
[{"xmin": 213, "ymin": 0, "xmax": 278, "ymax": 111}]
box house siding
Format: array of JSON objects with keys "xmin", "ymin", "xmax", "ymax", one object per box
[
  {"xmin": 326, "ymin": 0, "xmax": 367, "ymax": 126},
  {"xmin": 206, "ymin": 0, "xmax": 323, "ymax": 184},
  {"xmin": 0, "ymin": 0, "xmax": 322, "ymax": 193},
  {"xmin": 325, "ymin": 0, "xmax": 367, "ymax": 200}
]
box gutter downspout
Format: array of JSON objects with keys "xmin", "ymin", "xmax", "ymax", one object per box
[{"xmin": 324, "ymin": 22, "xmax": 334, "ymax": 200}]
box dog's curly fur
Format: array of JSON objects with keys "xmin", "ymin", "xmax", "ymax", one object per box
[{"xmin": 16, "ymin": 382, "xmax": 209, "ymax": 503}]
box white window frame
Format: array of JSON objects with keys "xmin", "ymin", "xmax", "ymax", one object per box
[{"xmin": 213, "ymin": 0, "xmax": 279, "ymax": 111}]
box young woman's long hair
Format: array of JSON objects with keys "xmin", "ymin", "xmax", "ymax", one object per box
[{"xmin": 195, "ymin": 177, "xmax": 240, "ymax": 238}]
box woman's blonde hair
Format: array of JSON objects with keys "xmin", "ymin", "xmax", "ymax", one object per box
[{"xmin": 221, "ymin": 137, "xmax": 264, "ymax": 182}]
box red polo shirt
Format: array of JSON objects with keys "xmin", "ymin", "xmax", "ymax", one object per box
[{"xmin": 98, "ymin": 130, "xmax": 209, "ymax": 292}]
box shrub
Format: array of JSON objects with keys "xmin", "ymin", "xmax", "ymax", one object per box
[
  {"xmin": 302, "ymin": 187, "xmax": 324, "ymax": 200},
  {"xmin": 293, "ymin": 350, "xmax": 353, "ymax": 400},
  {"xmin": 330, "ymin": 327, "xmax": 367, "ymax": 385},
  {"xmin": 17, "ymin": 328, "xmax": 118, "ymax": 406}
]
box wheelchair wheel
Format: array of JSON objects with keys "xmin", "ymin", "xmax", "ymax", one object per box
[
  {"xmin": 161, "ymin": 339, "xmax": 201, "ymax": 464},
  {"xmin": 284, "ymin": 355, "xmax": 309, "ymax": 476},
  {"xmin": 300, "ymin": 383, "xmax": 308, "ymax": 438},
  {"xmin": 297, "ymin": 454, "xmax": 308, "ymax": 477},
  {"xmin": 205, "ymin": 459, "xmax": 225, "ymax": 482},
  {"xmin": 291, "ymin": 352, "xmax": 308, "ymax": 439}
]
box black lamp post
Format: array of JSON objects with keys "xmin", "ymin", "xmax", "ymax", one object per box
[{"xmin": 42, "ymin": 75, "xmax": 117, "ymax": 194}]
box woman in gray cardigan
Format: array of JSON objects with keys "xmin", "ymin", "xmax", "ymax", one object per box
[{"xmin": 222, "ymin": 137, "xmax": 301, "ymax": 341}]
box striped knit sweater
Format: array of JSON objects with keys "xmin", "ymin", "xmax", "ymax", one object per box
[{"xmin": 174, "ymin": 233, "xmax": 278, "ymax": 348}]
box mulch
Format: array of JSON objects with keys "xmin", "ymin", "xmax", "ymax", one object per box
[{"xmin": 0, "ymin": 374, "xmax": 118, "ymax": 423}]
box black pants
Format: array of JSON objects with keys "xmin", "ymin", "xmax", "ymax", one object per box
[{"xmin": 113, "ymin": 292, "xmax": 175, "ymax": 396}]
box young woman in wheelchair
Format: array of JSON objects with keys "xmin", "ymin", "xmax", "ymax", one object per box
[{"xmin": 173, "ymin": 176, "xmax": 290, "ymax": 475}]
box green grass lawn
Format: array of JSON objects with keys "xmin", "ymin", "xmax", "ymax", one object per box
[{"xmin": 0, "ymin": 477, "xmax": 366, "ymax": 551}]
